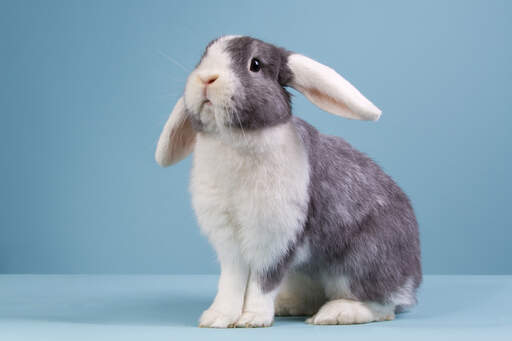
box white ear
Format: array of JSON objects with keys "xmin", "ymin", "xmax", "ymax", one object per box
[
  {"xmin": 287, "ymin": 54, "xmax": 381, "ymax": 121},
  {"xmin": 155, "ymin": 97, "xmax": 196, "ymax": 167}
]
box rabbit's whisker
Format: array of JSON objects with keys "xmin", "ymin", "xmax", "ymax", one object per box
[
  {"xmin": 158, "ymin": 50, "xmax": 190, "ymax": 73},
  {"xmin": 233, "ymin": 110, "xmax": 247, "ymax": 145}
]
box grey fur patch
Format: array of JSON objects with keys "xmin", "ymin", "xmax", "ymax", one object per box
[
  {"xmin": 292, "ymin": 117, "xmax": 422, "ymax": 305},
  {"xmin": 224, "ymin": 37, "xmax": 293, "ymax": 130},
  {"xmin": 185, "ymin": 107, "xmax": 204, "ymax": 131}
]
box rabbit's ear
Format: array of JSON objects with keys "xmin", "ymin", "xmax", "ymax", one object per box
[
  {"xmin": 286, "ymin": 54, "xmax": 381, "ymax": 121},
  {"xmin": 155, "ymin": 97, "xmax": 196, "ymax": 167}
]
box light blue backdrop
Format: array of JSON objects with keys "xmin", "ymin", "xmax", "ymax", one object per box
[{"xmin": 1, "ymin": 0, "xmax": 510, "ymax": 274}]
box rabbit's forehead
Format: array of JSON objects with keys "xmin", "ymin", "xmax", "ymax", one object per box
[
  {"xmin": 226, "ymin": 37, "xmax": 276, "ymax": 59},
  {"xmin": 198, "ymin": 35, "xmax": 241, "ymax": 69},
  {"xmin": 200, "ymin": 36, "xmax": 284, "ymax": 72}
]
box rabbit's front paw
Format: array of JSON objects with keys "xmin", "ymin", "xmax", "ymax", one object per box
[
  {"xmin": 235, "ymin": 311, "xmax": 273, "ymax": 328},
  {"xmin": 199, "ymin": 309, "xmax": 239, "ymax": 328}
]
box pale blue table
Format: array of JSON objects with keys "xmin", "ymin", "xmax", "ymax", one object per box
[{"xmin": 0, "ymin": 275, "xmax": 510, "ymax": 340}]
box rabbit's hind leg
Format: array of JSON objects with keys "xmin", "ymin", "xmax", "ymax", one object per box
[{"xmin": 306, "ymin": 299, "xmax": 395, "ymax": 325}]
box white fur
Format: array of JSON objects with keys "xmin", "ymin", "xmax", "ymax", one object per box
[
  {"xmin": 288, "ymin": 54, "xmax": 382, "ymax": 121},
  {"xmin": 236, "ymin": 272, "xmax": 278, "ymax": 327},
  {"xmin": 184, "ymin": 36, "xmax": 241, "ymax": 133},
  {"xmin": 389, "ymin": 277, "xmax": 416, "ymax": 309},
  {"xmin": 306, "ymin": 299, "xmax": 395, "ymax": 325},
  {"xmin": 191, "ymin": 122, "xmax": 310, "ymax": 274},
  {"xmin": 199, "ymin": 240, "xmax": 249, "ymax": 328}
]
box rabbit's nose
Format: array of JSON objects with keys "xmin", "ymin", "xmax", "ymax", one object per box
[{"xmin": 199, "ymin": 74, "xmax": 219, "ymax": 85}]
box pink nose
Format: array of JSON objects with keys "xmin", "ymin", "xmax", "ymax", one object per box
[{"xmin": 200, "ymin": 74, "xmax": 219, "ymax": 85}]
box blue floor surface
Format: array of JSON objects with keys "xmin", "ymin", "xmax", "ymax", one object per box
[{"xmin": 0, "ymin": 275, "xmax": 511, "ymax": 340}]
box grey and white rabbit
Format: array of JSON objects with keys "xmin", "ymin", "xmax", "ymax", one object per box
[{"xmin": 155, "ymin": 36, "xmax": 421, "ymax": 327}]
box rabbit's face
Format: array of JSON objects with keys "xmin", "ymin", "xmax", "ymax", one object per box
[{"xmin": 184, "ymin": 36, "xmax": 293, "ymax": 134}]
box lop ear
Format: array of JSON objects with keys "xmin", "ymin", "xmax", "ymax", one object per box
[
  {"xmin": 155, "ymin": 97, "xmax": 196, "ymax": 167},
  {"xmin": 286, "ymin": 54, "xmax": 381, "ymax": 121}
]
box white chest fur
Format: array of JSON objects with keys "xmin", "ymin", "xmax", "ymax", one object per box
[{"xmin": 190, "ymin": 122, "xmax": 310, "ymax": 273}]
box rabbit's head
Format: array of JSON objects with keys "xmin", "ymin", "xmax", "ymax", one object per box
[
  {"xmin": 156, "ymin": 36, "xmax": 381, "ymax": 166},
  {"xmin": 184, "ymin": 36, "xmax": 293, "ymax": 133}
]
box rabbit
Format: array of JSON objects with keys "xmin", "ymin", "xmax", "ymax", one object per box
[{"xmin": 155, "ymin": 36, "xmax": 421, "ymax": 328}]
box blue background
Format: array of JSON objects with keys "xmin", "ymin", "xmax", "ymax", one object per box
[{"xmin": 1, "ymin": 0, "xmax": 510, "ymax": 274}]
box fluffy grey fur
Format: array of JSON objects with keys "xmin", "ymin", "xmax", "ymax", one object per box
[
  {"xmin": 225, "ymin": 37, "xmax": 293, "ymax": 130},
  {"xmin": 197, "ymin": 36, "xmax": 421, "ymax": 310},
  {"xmin": 293, "ymin": 117, "xmax": 422, "ymax": 307}
]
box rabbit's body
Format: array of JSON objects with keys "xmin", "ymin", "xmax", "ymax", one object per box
[{"xmin": 156, "ymin": 36, "xmax": 421, "ymax": 327}]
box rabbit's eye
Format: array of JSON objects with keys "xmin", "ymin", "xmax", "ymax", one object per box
[{"xmin": 250, "ymin": 58, "xmax": 261, "ymax": 72}]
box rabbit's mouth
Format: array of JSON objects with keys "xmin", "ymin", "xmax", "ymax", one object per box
[{"xmin": 198, "ymin": 99, "xmax": 212, "ymax": 112}]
